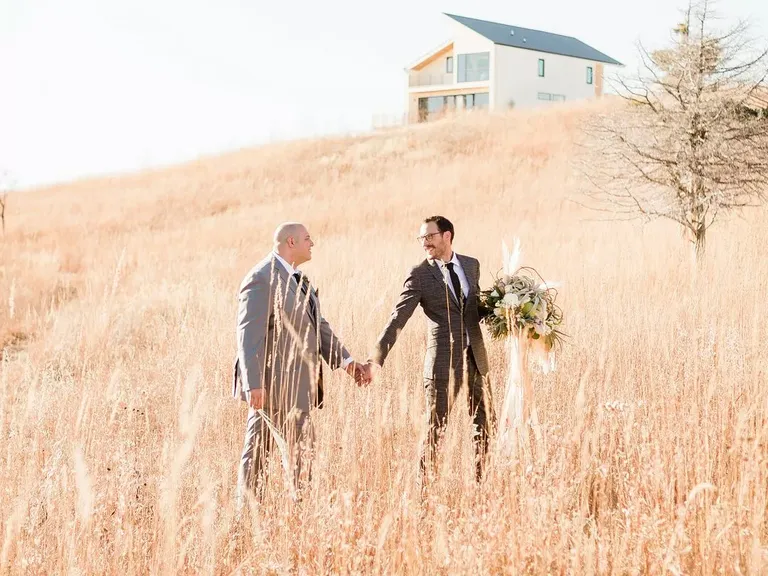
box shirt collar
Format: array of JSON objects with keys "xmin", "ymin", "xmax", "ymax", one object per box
[
  {"xmin": 437, "ymin": 252, "xmax": 460, "ymax": 268},
  {"xmin": 272, "ymin": 251, "xmax": 296, "ymax": 276}
]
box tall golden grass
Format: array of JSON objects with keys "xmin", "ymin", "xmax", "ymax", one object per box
[{"xmin": 1, "ymin": 101, "xmax": 767, "ymax": 574}]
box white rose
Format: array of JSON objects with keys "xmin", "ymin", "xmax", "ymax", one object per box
[{"xmin": 502, "ymin": 292, "xmax": 519, "ymax": 307}]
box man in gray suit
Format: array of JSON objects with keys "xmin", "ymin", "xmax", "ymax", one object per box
[
  {"xmin": 368, "ymin": 216, "xmax": 494, "ymax": 484},
  {"xmin": 233, "ymin": 222, "xmax": 367, "ymax": 503}
]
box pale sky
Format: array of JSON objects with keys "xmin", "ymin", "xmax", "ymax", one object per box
[{"xmin": 1, "ymin": 0, "xmax": 766, "ymax": 189}]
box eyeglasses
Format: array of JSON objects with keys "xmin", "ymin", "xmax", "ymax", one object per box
[{"xmin": 416, "ymin": 231, "xmax": 442, "ymax": 243}]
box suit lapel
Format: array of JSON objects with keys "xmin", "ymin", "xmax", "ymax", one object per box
[
  {"xmin": 307, "ymin": 284, "xmax": 320, "ymax": 326},
  {"xmin": 427, "ymin": 258, "xmax": 460, "ymax": 308},
  {"xmin": 456, "ymin": 254, "xmax": 475, "ymax": 295},
  {"xmin": 456, "ymin": 254, "xmax": 475, "ymax": 318},
  {"xmin": 291, "ymin": 268, "xmax": 320, "ymax": 328},
  {"xmin": 271, "ymin": 256, "xmax": 318, "ymax": 327},
  {"xmin": 271, "ymin": 255, "xmax": 298, "ymax": 301}
]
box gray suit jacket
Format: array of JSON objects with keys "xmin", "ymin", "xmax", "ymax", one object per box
[
  {"xmin": 232, "ymin": 253, "xmax": 350, "ymax": 413},
  {"xmin": 371, "ymin": 254, "xmax": 489, "ymax": 385}
]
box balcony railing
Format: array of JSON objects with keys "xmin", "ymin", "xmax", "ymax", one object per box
[
  {"xmin": 408, "ymin": 71, "xmax": 491, "ymax": 88},
  {"xmin": 408, "ymin": 73, "xmax": 454, "ymax": 87}
]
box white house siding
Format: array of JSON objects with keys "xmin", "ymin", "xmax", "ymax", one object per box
[
  {"xmin": 450, "ymin": 19, "xmax": 495, "ymax": 56},
  {"xmin": 409, "ymin": 25, "xmax": 493, "ymax": 88},
  {"xmin": 449, "ymin": 20, "xmax": 495, "ymax": 104},
  {"xmin": 413, "ymin": 51, "xmax": 454, "ymax": 87},
  {"xmin": 493, "ymin": 44, "xmax": 599, "ymax": 109}
]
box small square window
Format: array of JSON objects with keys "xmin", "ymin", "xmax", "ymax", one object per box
[
  {"xmin": 587, "ymin": 66, "xmax": 593, "ymax": 84},
  {"xmin": 446, "ymin": 56, "xmax": 453, "ymax": 73},
  {"xmin": 538, "ymin": 59, "xmax": 545, "ymax": 77}
]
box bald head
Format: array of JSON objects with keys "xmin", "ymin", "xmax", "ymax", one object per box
[
  {"xmin": 273, "ymin": 222, "xmax": 314, "ymax": 267},
  {"xmin": 273, "ymin": 222, "xmax": 306, "ymax": 246}
]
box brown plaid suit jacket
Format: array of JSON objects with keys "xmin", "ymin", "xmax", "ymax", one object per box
[{"xmin": 370, "ymin": 254, "xmax": 489, "ymax": 385}]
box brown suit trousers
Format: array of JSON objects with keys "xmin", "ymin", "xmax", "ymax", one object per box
[{"xmin": 371, "ymin": 254, "xmax": 495, "ymax": 481}]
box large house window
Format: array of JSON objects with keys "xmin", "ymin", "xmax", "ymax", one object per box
[
  {"xmin": 446, "ymin": 56, "xmax": 453, "ymax": 73},
  {"xmin": 418, "ymin": 98, "xmax": 428, "ymax": 122},
  {"xmin": 468, "ymin": 92, "xmax": 490, "ymax": 108},
  {"xmin": 587, "ymin": 66, "xmax": 593, "ymax": 84},
  {"xmin": 418, "ymin": 96, "xmax": 447, "ymax": 121},
  {"xmin": 538, "ymin": 59, "xmax": 545, "ymax": 77},
  {"xmin": 418, "ymin": 91, "xmax": 489, "ymax": 121},
  {"xmin": 457, "ymin": 52, "xmax": 490, "ymax": 82}
]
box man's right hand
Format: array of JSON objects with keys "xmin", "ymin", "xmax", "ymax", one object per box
[
  {"xmin": 365, "ymin": 361, "xmax": 381, "ymax": 382},
  {"xmin": 246, "ymin": 388, "xmax": 264, "ymax": 410}
]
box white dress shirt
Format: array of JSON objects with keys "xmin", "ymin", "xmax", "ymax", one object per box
[
  {"xmin": 436, "ymin": 252, "xmax": 469, "ymax": 301},
  {"xmin": 272, "ymin": 251, "xmax": 354, "ymax": 370},
  {"xmin": 272, "ymin": 251, "xmax": 296, "ymax": 276}
]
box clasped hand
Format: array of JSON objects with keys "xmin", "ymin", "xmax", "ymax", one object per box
[
  {"xmin": 248, "ymin": 362, "xmax": 376, "ymax": 408},
  {"xmin": 345, "ymin": 361, "xmax": 377, "ymax": 386}
]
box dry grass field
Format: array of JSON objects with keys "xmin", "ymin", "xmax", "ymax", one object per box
[{"xmin": 1, "ymin": 101, "xmax": 767, "ymax": 574}]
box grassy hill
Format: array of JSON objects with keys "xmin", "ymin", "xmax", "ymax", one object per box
[{"xmin": 1, "ymin": 102, "xmax": 767, "ymax": 574}]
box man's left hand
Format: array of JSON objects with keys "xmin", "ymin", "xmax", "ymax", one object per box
[{"xmin": 346, "ymin": 361, "xmax": 371, "ymax": 386}]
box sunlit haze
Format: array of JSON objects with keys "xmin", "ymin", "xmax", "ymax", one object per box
[{"xmin": 1, "ymin": 0, "xmax": 765, "ymax": 189}]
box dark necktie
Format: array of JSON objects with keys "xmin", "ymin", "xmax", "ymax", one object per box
[
  {"xmin": 446, "ymin": 262, "xmax": 465, "ymax": 309},
  {"xmin": 293, "ymin": 271, "xmax": 324, "ymax": 408},
  {"xmin": 293, "ymin": 271, "xmax": 317, "ymax": 319}
]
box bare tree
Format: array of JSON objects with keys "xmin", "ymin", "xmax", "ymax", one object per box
[
  {"xmin": 0, "ymin": 192, "xmax": 6, "ymax": 235},
  {"xmin": 0, "ymin": 171, "xmax": 10, "ymax": 236},
  {"xmin": 577, "ymin": 0, "xmax": 768, "ymax": 262}
]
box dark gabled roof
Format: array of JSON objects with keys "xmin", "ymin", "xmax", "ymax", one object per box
[{"xmin": 444, "ymin": 13, "xmax": 623, "ymax": 66}]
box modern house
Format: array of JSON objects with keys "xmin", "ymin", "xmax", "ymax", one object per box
[{"xmin": 406, "ymin": 13, "xmax": 622, "ymax": 122}]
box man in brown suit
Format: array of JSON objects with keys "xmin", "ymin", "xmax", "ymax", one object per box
[{"xmin": 367, "ymin": 216, "xmax": 494, "ymax": 484}]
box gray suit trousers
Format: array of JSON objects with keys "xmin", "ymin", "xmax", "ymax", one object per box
[{"xmin": 236, "ymin": 408, "xmax": 314, "ymax": 505}]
